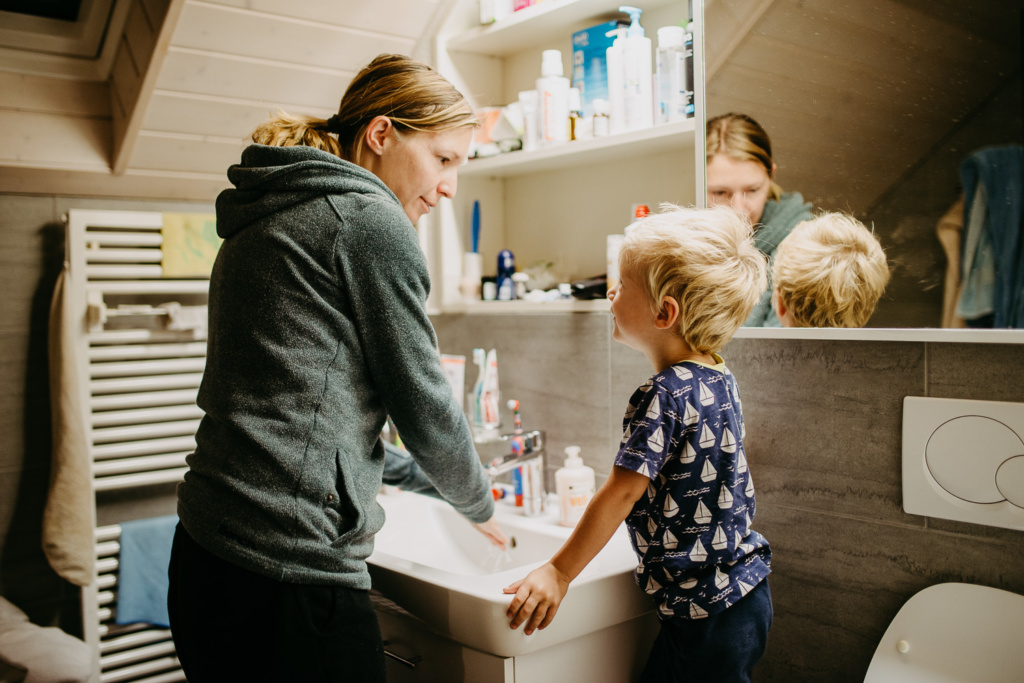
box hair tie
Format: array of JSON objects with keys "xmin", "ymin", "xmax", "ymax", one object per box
[{"xmin": 324, "ymin": 114, "xmax": 344, "ymax": 133}]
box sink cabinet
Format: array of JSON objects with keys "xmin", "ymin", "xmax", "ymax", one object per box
[
  {"xmin": 377, "ymin": 593, "xmax": 659, "ymax": 683},
  {"xmin": 427, "ymin": 0, "xmax": 706, "ymax": 311}
]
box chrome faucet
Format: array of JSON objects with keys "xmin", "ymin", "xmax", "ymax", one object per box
[{"xmin": 480, "ymin": 400, "xmax": 545, "ymax": 516}]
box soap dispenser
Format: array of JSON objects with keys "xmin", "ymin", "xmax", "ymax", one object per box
[
  {"xmin": 556, "ymin": 446, "xmax": 596, "ymax": 527},
  {"xmin": 618, "ymin": 5, "xmax": 653, "ymax": 132}
]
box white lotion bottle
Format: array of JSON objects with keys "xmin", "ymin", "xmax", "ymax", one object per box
[
  {"xmin": 536, "ymin": 49, "xmax": 570, "ymax": 146},
  {"xmin": 656, "ymin": 25, "xmax": 687, "ymax": 124},
  {"xmin": 619, "ymin": 5, "xmax": 653, "ymax": 132},
  {"xmin": 605, "ymin": 27, "xmax": 626, "ymax": 135},
  {"xmin": 556, "ymin": 446, "xmax": 596, "ymax": 527}
]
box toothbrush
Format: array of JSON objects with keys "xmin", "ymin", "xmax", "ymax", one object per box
[{"xmin": 471, "ymin": 200, "xmax": 481, "ymax": 254}]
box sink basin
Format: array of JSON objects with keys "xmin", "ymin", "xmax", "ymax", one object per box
[{"xmin": 367, "ymin": 488, "xmax": 653, "ymax": 658}]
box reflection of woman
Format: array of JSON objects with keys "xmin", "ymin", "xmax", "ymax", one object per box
[
  {"xmin": 168, "ymin": 54, "xmax": 505, "ymax": 681},
  {"xmin": 706, "ymin": 113, "xmax": 814, "ymax": 326}
]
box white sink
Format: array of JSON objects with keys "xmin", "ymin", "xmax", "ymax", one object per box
[{"xmin": 367, "ymin": 488, "xmax": 653, "ymax": 658}]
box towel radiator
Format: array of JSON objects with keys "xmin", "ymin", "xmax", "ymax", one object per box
[
  {"xmin": 94, "ymin": 525, "xmax": 185, "ymax": 683},
  {"xmin": 67, "ymin": 208, "xmax": 211, "ymax": 682}
]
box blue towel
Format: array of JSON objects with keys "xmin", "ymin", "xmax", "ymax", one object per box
[
  {"xmin": 959, "ymin": 145, "xmax": 1024, "ymax": 328},
  {"xmin": 115, "ymin": 514, "xmax": 178, "ymax": 627}
]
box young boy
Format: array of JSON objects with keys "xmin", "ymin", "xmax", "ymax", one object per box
[
  {"xmin": 505, "ymin": 205, "xmax": 773, "ymax": 682},
  {"xmin": 771, "ymin": 212, "xmax": 890, "ymax": 328}
]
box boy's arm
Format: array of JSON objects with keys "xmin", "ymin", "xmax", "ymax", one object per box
[{"xmin": 504, "ymin": 465, "xmax": 649, "ymax": 635}]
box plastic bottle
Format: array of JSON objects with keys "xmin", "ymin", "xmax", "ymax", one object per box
[
  {"xmin": 470, "ymin": 348, "xmax": 487, "ymax": 428},
  {"xmin": 656, "ymin": 26, "xmax": 687, "ymax": 124},
  {"xmin": 604, "ymin": 27, "xmax": 626, "ymax": 135},
  {"xmin": 683, "ymin": 23, "xmax": 695, "ymax": 118},
  {"xmin": 497, "ymin": 249, "xmax": 515, "ymax": 301},
  {"xmin": 518, "ymin": 90, "xmax": 539, "ymax": 152},
  {"xmin": 625, "ymin": 203, "xmax": 650, "ymax": 234},
  {"xmin": 556, "ymin": 446, "xmax": 595, "ymax": 527},
  {"xmin": 567, "ymin": 86, "xmax": 583, "ymax": 141},
  {"xmin": 536, "ymin": 50, "xmax": 570, "ymax": 146},
  {"xmin": 618, "ymin": 6, "xmax": 653, "ymax": 132},
  {"xmin": 482, "ymin": 349, "xmax": 500, "ymax": 429}
]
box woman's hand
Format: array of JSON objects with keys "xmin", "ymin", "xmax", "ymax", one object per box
[
  {"xmin": 503, "ymin": 563, "xmax": 571, "ymax": 635},
  {"xmin": 473, "ymin": 517, "xmax": 508, "ymax": 550}
]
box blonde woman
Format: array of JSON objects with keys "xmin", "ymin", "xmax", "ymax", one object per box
[
  {"xmin": 772, "ymin": 213, "xmax": 891, "ymax": 328},
  {"xmin": 169, "ymin": 54, "xmax": 505, "ymax": 681},
  {"xmin": 706, "ymin": 112, "xmax": 814, "ymax": 326}
]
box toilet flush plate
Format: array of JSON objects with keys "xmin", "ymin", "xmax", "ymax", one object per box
[{"xmin": 902, "ymin": 397, "xmax": 1024, "ymax": 531}]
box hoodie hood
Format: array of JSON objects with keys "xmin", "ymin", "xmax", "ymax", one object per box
[{"xmin": 215, "ymin": 144, "xmax": 401, "ymax": 239}]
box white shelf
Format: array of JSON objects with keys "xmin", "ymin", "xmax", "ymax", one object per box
[
  {"xmin": 461, "ymin": 119, "xmax": 694, "ymax": 177},
  {"xmin": 447, "ymin": 0, "xmax": 679, "ymax": 56},
  {"xmin": 442, "ymin": 298, "xmax": 611, "ymax": 314}
]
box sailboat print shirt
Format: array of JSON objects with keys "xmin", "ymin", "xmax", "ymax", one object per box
[{"xmin": 614, "ymin": 357, "xmax": 771, "ymax": 621}]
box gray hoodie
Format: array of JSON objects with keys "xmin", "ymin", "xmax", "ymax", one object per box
[{"xmin": 178, "ymin": 144, "xmax": 493, "ymax": 588}]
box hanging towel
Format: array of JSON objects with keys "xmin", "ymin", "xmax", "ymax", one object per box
[
  {"xmin": 42, "ymin": 266, "xmax": 94, "ymax": 587},
  {"xmin": 955, "ymin": 183, "xmax": 996, "ymax": 322},
  {"xmin": 958, "ymin": 145, "xmax": 1024, "ymax": 328},
  {"xmin": 936, "ymin": 195, "xmax": 967, "ymax": 328},
  {"xmin": 115, "ymin": 515, "xmax": 178, "ymax": 627}
]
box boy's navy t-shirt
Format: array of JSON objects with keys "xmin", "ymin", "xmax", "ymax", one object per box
[{"xmin": 614, "ymin": 357, "xmax": 771, "ymax": 621}]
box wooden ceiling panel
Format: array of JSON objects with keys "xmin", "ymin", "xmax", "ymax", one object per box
[
  {"xmin": 128, "ymin": 131, "xmax": 244, "ymax": 174},
  {"xmin": 155, "ymin": 48, "xmax": 354, "ymax": 109},
  {"xmin": 172, "ymin": 2, "xmax": 415, "ymax": 70},
  {"xmin": 0, "ymin": 109, "xmax": 110, "ymax": 172},
  {"xmin": 199, "ymin": 0, "xmax": 441, "ymax": 39},
  {"xmin": 143, "ymin": 90, "xmax": 333, "ymax": 139}
]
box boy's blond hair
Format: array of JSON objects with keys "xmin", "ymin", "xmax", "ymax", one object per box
[
  {"xmin": 772, "ymin": 212, "xmax": 890, "ymax": 328},
  {"xmin": 619, "ymin": 205, "xmax": 767, "ymax": 354}
]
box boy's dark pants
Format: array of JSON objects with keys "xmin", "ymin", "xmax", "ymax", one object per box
[
  {"xmin": 167, "ymin": 522, "xmax": 386, "ymax": 682},
  {"xmin": 640, "ymin": 579, "xmax": 773, "ymax": 683}
]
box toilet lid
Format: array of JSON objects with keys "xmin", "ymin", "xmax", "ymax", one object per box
[{"xmin": 864, "ymin": 583, "xmax": 1024, "ymax": 682}]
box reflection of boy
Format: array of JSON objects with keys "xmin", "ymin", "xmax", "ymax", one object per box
[
  {"xmin": 772, "ymin": 212, "xmax": 890, "ymax": 328},
  {"xmin": 505, "ymin": 206, "xmax": 773, "ymax": 682}
]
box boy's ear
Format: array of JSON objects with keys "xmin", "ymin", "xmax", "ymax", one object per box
[
  {"xmin": 364, "ymin": 115, "xmax": 393, "ymax": 156},
  {"xmin": 654, "ymin": 296, "xmax": 680, "ymax": 330},
  {"xmin": 773, "ymin": 288, "xmax": 796, "ymax": 327}
]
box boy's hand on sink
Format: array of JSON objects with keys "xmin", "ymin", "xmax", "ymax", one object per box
[
  {"xmin": 473, "ymin": 517, "xmax": 509, "ymax": 550},
  {"xmin": 503, "ymin": 563, "xmax": 571, "ymax": 635}
]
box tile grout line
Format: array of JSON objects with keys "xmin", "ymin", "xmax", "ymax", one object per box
[{"xmin": 923, "ymin": 341, "xmax": 929, "ymax": 396}]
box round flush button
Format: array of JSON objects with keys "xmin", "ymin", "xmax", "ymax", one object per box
[
  {"xmin": 925, "ymin": 416, "xmax": 1024, "ymax": 504},
  {"xmin": 996, "ymin": 456, "xmax": 1024, "ymax": 509}
]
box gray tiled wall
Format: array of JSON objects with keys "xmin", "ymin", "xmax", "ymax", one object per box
[{"xmin": 433, "ymin": 314, "xmax": 1024, "ymax": 682}]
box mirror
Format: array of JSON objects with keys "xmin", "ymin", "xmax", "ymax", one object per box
[{"xmin": 704, "ymin": 0, "xmax": 1023, "ymax": 331}]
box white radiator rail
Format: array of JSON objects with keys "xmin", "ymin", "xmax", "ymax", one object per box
[
  {"xmin": 88, "ymin": 343, "xmax": 207, "ymax": 362},
  {"xmin": 90, "ymin": 374, "xmax": 204, "ymax": 395},
  {"xmin": 69, "ymin": 209, "xmax": 210, "ymax": 682}
]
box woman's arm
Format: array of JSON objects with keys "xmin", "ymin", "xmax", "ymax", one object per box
[{"xmin": 504, "ymin": 465, "xmax": 649, "ymax": 635}]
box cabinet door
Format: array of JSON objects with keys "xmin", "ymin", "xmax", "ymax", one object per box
[
  {"xmin": 378, "ymin": 608, "xmax": 514, "ymax": 683},
  {"xmin": 512, "ymin": 613, "xmax": 660, "ymax": 683}
]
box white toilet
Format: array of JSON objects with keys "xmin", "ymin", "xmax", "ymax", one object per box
[{"xmin": 864, "ymin": 582, "xmax": 1024, "ymax": 682}]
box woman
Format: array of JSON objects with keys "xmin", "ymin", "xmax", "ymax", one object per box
[
  {"xmin": 706, "ymin": 113, "xmax": 814, "ymax": 327},
  {"xmin": 168, "ymin": 54, "xmax": 505, "ymax": 681}
]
